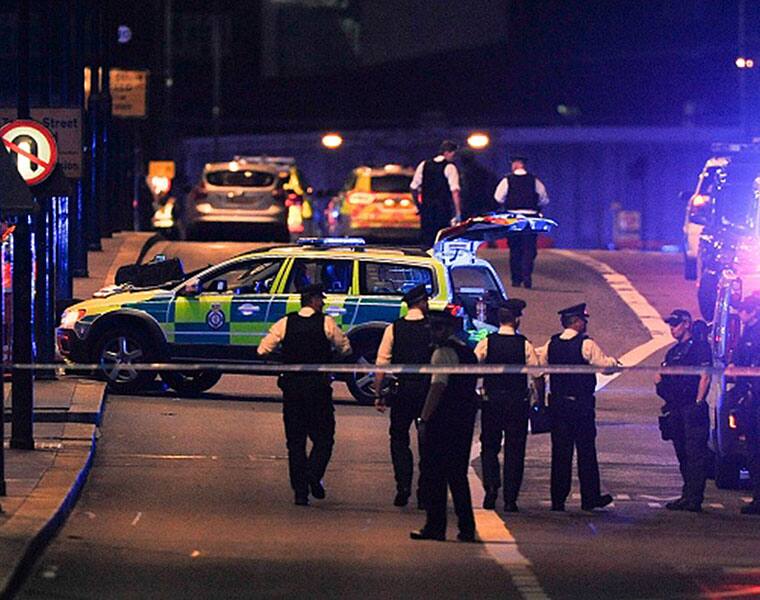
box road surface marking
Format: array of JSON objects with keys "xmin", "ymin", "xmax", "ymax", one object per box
[
  {"xmin": 550, "ymin": 250, "xmax": 673, "ymax": 391},
  {"xmin": 190, "ymin": 550, "xmax": 201, "ymax": 558},
  {"xmin": 647, "ymin": 502, "xmax": 662, "ymax": 508},
  {"xmin": 131, "ymin": 512, "xmax": 142, "ymax": 526},
  {"xmin": 468, "ymin": 442, "xmax": 549, "ymax": 599},
  {"xmin": 641, "ymin": 494, "xmax": 680, "ymax": 502},
  {"xmin": 708, "ymin": 503, "xmax": 725, "ymax": 509},
  {"xmin": 615, "ymin": 494, "xmax": 631, "ymax": 500}
]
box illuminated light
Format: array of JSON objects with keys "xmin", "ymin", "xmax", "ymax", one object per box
[
  {"xmin": 748, "ymin": 59, "xmax": 755, "ymax": 68},
  {"xmin": 400, "ymin": 199, "xmax": 411, "ymax": 207},
  {"xmin": 729, "ymin": 413, "xmax": 738, "ymax": 429},
  {"xmin": 383, "ymin": 198, "xmax": 395, "ymax": 207},
  {"xmin": 228, "ymin": 162, "xmax": 239, "ymax": 171},
  {"xmin": 244, "ymin": 171, "xmax": 253, "ymax": 178},
  {"xmin": 736, "ymin": 57, "xmax": 755, "ymax": 69},
  {"xmin": 321, "ymin": 133, "xmax": 343, "ymax": 149},
  {"xmin": 147, "ymin": 175, "xmax": 171, "ymax": 196},
  {"xmin": 467, "ymin": 132, "xmax": 490, "ymax": 149},
  {"xmin": 384, "ymin": 164, "xmax": 402, "ymax": 172},
  {"xmin": 297, "ymin": 237, "xmax": 366, "ymax": 246},
  {"xmin": 196, "ymin": 202, "xmax": 213, "ymax": 214},
  {"xmin": 692, "ymin": 194, "xmax": 709, "ymax": 207},
  {"xmin": 347, "ymin": 192, "xmax": 373, "ymax": 205}
]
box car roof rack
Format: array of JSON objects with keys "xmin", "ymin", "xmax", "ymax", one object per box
[{"xmin": 233, "ymin": 155, "xmax": 296, "ymax": 166}]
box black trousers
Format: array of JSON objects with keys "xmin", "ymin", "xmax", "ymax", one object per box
[
  {"xmin": 480, "ymin": 394, "xmax": 529, "ymax": 502},
  {"xmin": 420, "ymin": 208, "xmax": 451, "ymax": 248},
  {"xmin": 549, "ymin": 395, "xmax": 602, "ymax": 506},
  {"xmin": 281, "ymin": 383, "xmax": 335, "ymax": 497},
  {"xmin": 389, "ymin": 394, "xmax": 424, "ymax": 495},
  {"xmin": 669, "ymin": 402, "xmax": 709, "ymax": 505},
  {"xmin": 421, "ymin": 410, "xmax": 477, "ymax": 536},
  {"xmin": 507, "ymin": 234, "xmax": 538, "ymax": 284}
]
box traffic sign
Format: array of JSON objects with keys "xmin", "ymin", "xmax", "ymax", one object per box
[{"xmin": 0, "ymin": 120, "xmax": 58, "ymax": 186}]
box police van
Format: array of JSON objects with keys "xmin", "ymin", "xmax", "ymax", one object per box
[{"xmin": 57, "ymin": 213, "xmax": 557, "ymax": 404}]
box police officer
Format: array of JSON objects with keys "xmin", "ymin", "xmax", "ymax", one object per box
[
  {"xmin": 375, "ymin": 283, "xmax": 432, "ymax": 507},
  {"xmin": 538, "ymin": 303, "xmax": 619, "ymax": 512},
  {"xmin": 493, "ymin": 155, "xmax": 549, "ymax": 288},
  {"xmin": 655, "ymin": 309, "xmax": 712, "ymax": 512},
  {"xmin": 410, "ymin": 310, "xmax": 479, "ymax": 542},
  {"xmin": 475, "ymin": 298, "xmax": 544, "ymax": 512},
  {"xmin": 732, "ymin": 295, "xmax": 760, "ymax": 515},
  {"xmin": 257, "ymin": 284, "xmax": 352, "ymax": 506},
  {"xmin": 410, "ymin": 140, "xmax": 463, "ymax": 248}
]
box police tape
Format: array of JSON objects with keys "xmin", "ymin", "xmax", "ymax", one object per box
[{"xmin": 5, "ymin": 362, "xmax": 760, "ymax": 377}]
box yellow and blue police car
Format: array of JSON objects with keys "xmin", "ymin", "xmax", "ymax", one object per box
[{"xmin": 57, "ymin": 213, "xmax": 556, "ymax": 403}]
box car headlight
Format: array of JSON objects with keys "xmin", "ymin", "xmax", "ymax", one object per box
[{"xmin": 60, "ymin": 308, "xmax": 86, "ymax": 329}]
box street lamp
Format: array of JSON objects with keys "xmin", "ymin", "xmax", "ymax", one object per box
[
  {"xmin": 736, "ymin": 57, "xmax": 754, "ymax": 69},
  {"xmin": 467, "ymin": 132, "xmax": 490, "ymax": 150},
  {"xmin": 321, "ymin": 133, "xmax": 343, "ymax": 149}
]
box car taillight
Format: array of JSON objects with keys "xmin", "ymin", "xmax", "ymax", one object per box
[{"xmin": 347, "ymin": 192, "xmax": 374, "ymax": 205}]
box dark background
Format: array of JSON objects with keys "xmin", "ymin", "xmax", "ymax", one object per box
[{"xmin": 1, "ymin": 0, "xmax": 758, "ymax": 134}]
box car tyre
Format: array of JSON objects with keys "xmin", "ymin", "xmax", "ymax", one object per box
[
  {"xmin": 93, "ymin": 327, "xmax": 157, "ymax": 393},
  {"xmin": 161, "ymin": 370, "xmax": 222, "ymax": 396},
  {"xmin": 697, "ymin": 271, "xmax": 718, "ymax": 321},
  {"xmin": 346, "ymin": 336, "xmax": 382, "ymax": 405},
  {"xmin": 714, "ymin": 454, "xmax": 742, "ymax": 490}
]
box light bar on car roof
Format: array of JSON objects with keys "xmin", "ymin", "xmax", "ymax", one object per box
[{"xmin": 297, "ymin": 237, "xmax": 366, "ymax": 247}]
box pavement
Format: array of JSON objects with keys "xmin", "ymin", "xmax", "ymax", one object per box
[{"xmin": 0, "ymin": 232, "xmax": 151, "ymax": 599}]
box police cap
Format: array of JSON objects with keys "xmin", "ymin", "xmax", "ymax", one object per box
[
  {"xmin": 402, "ymin": 283, "xmax": 429, "ymax": 306},
  {"xmin": 663, "ymin": 308, "xmax": 692, "ymax": 326},
  {"xmin": 498, "ymin": 298, "xmax": 526, "ymax": 322},
  {"xmin": 558, "ymin": 303, "xmax": 589, "ymax": 320},
  {"xmin": 428, "ymin": 309, "xmax": 462, "ymax": 330},
  {"xmin": 300, "ymin": 283, "xmax": 326, "ymax": 305}
]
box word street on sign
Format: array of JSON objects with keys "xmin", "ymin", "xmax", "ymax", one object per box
[{"xmin": 0, "ymin": 119, "xmax": 58, "ymax": 185}]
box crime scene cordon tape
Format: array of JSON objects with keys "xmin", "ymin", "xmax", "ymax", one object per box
[{"xmin": 6, "ymin": 362, "xmax": 760, "ymax": 377}]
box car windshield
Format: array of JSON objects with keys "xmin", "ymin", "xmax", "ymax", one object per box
[
  {"xmin": 714, "ymin": 163, "xmax": 760, "ymax": 229},
  {"xmin": 205, "ymin": 170, "xmax": 275, "ymax": 188},
  {"xmin": 370, "ymin": 175, "xmax": 412, "ymax": 193}
]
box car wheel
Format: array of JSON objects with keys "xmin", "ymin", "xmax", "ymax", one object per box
[
  {"xmin": 346, "ymin": 338, "xmax": 381, "ymax": 405},
  {"xmin": 161, "ymin": 370, "xmax": 222, "ymax": 396},
  {"xmin": 697, "ymin": 272, "xmax": 718, "ymax": 321},
  {"xmin": 715, "ymin": 454, "xmax": 742, "ymax": 490},
  {"xmin": 94, "ymin": 327, "xmax": 157, "ymax": 393},
  {"xmin": 683, "ymin": 254, "xmax": 697, "ymax": 280}
]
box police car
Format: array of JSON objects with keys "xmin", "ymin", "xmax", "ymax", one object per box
[{"xmin": 57, "ymin": 213, "xmax": 556, "ymax": 403}]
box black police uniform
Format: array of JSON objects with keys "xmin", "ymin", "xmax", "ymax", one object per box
[
  {"xmin": 481, "ymin": 332, "xmax": 530, "ymax": 506},
  {"xmin": 279, "ymin": 311, "xmax": 335, "ymax": 501},
  {"xmin": 388, "ymin": 316, "xmax": 432, "ymax": 503},
  {"xmin": 734, "ymin": 320, "xmax": 760, "ymax": 511},
  {"xmin": 504, "ymin": 172, "xmax": 540, "ymax": 287},
  {"xmin": 547, "ymin": 331, "xmax": 608, "ymax": 510},
  {"xmin": 420, "ymin": 159, "xmax": 455, "ymax": 247},
  {"xmin": 658, "ymin": 336, "xmax": 712, "ymax": 509},
  {"xmin": 420, "ymin": 338, "xmax": 478, "ymax": 538}
]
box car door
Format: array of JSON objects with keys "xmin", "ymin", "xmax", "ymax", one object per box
[{"xmin": 170, "ymin": 258, "xmax": 284, "ymax": 361}]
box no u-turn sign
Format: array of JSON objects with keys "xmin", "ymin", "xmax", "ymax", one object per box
[{"xmin": 0, "ymin": 119, "xmax": 58, "ymax": 186}]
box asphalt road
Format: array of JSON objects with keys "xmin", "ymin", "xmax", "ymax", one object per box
[{"xmin": 17, "ymin": 241, "xmax": 760, "ymax": 599}]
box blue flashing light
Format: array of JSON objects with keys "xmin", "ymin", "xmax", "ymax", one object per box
[{"xmin": 297, "ymin": 237, "xmax": 366, "ymax": 247}]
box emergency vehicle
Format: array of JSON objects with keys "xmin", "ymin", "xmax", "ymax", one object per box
[
  {"xmin": 328, "ymin": 164, "xmax": 418, "ymax": 239},
  {"xmin": 701, "ymin": 143, "xmax": 760, "ymax": 487},
  {"xmin": 57, "ymin": 213, "xmax": 556, "ymax": 404}
]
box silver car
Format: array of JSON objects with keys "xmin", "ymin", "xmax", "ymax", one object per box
[{"xmin": 178, "ymin": 156, "xmax": 306, "ymax": 241}]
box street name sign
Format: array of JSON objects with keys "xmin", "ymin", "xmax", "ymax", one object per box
[
  {"xmin": 0, "ymin": 108, "xmax": 82, "ymax": 178},
  {"xmin": 0, "ymin": 120, "xmax": 58, "ymax": 186}
]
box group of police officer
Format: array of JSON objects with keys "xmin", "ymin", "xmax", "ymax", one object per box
[
  {"xmin": 411, "ymin": 140, "xmax": 549, "ymax": 288},
  {"xmin": 257, "ymin": 278, "xmax": 760, "ymax": 539}
]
